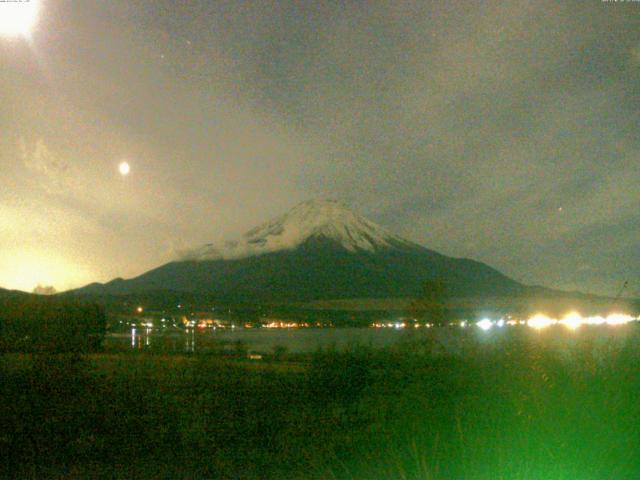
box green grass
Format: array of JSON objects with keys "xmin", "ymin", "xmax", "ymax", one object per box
[{"xmin": 1, "ymin": 326, "xmax": 640, "ymax": 479}]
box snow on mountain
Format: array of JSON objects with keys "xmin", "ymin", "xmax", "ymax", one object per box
[{"xmin": 179, "ymin": 199, "xmax": 415, "ymax": 261}]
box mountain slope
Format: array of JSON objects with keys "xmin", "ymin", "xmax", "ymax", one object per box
[
  {"xmin": 75, "ymin": 200, "xmax": 524, "ymax": 301},
  {"xmin": 0, "ymin": 287, "xmax": 30, "ymax": 300}
]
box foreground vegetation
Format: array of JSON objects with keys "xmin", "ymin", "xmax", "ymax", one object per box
[
  {"xmin": 1, "ymin": 327, "xmax": 640, "ymax": 479},
  {"xmin": 0, "ymin": 295, "xmax": 106, "ymax": 353}
]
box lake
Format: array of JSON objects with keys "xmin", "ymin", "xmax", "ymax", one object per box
[{"xmin": 105, "ymin": 323, "xmax": 640, "ymax": 357}]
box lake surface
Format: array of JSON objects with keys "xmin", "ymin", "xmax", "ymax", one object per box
[
  {"xmin": 105, "ymin": 324, "xmax": 640, "ymax": 357},
  {"xmin": 108, "ymin": 327, "xmax": 418, "ymax": 354}
]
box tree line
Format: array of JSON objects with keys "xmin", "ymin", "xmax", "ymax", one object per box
[{"xmin": 0, "ymin": 295, "xmax": 106, "ymax": 353}]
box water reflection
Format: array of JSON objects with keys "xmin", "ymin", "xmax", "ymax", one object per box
[
  {"xmin": 129, "ymin": 326, "xmax": 153, "ymax": 350},
  {"xmin": 185, "ymin": 328, "xmax": 195, "ymax": 353}
]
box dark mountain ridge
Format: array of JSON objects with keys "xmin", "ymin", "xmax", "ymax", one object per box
[
  {"xmin": 76, "ymin": 235, "xmax": 523, "ymax": 301},
  {"xmin": 72, "ymin": 199, "xmax": 526, "ymax": 302}
]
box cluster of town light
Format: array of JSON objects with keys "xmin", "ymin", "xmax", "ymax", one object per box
[
  {"xmin": 264, "ymin": 321, "xmax": 311, "ymax": 329},
  {"xmin": 369, "ymin": 313, "xmax": 638, "ymax": 331},
  {"xmin": 476, "ymin": 312, "xmax": 638, "ymax": 331},
  {"xmin": 371, "ymin": 322, "xmax": 434, "ymax": 329},
  {"xmin": 131, "ymin": 304, "xmax": 636, "ymax": 332}
]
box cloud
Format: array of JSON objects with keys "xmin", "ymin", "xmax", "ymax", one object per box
[
  {"xmin": 19, "ymin": 137, "xmax": 76, "ymax": 194},
  {"xmin": 2, "ymin": 0, "xmax": 638, "ymax": 294}
]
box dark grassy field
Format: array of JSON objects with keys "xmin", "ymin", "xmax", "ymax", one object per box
[{"xmin": 2, "ymin": 326, "xmax": 640, "ymax": 479}]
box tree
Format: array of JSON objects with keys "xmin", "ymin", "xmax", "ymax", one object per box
[{"xmin": 406, "ymin": 279, "xmax": 451, "ymax": 326}]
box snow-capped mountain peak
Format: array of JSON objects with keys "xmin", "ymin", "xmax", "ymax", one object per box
[{"xmin": 179, "ymin": 199, "xmax": 413, "ymax": 261}]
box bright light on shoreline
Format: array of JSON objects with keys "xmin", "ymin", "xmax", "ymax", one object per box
[
  {"xmin": 559, "ymin": 312, "xmax": 583, "ymax": 330},
  {"xmin": 527, "ymin": 314, "xmax": 556, "ymax": 330},
  {"xmin": 370, "ymin": 312, "xmax": 638, "ymax": 330},
  {"xmin": 476, "ymin": 319, "xmax": 493, "ymax": 331},
  {"xmin": 0, "ymin": 0, "xmax": 39, "ymax": 38},
  {"xmin": 606, "ymin": 313, "xmax": 634, "ymax": 326},
  {"xmin": 525, "ymin": 312, "xmax": 637, "ymax": 330},
  {"xmin": 587, "ymin": 316, "xmax": 606, "ymax": 326}
]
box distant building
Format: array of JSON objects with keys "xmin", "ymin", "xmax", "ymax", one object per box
[{"xmin": 32, "ymin": 285, "xmax": 57, "ymax": 295}]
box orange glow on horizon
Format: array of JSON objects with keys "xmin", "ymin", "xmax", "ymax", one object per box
[{"xmin": 0, "ymin": 250, "xmax": 94, "ymax": 293}]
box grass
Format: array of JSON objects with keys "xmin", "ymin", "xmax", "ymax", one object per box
[{"xmin": 1, "ymin": 326, "xmax": 640, "ymax": 479}]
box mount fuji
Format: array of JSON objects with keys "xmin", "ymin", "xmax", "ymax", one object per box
[{"xmin": 75, "ymin": 200, "xmax": 524, "ymax": 301}]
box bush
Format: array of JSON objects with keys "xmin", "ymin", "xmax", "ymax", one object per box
[{"xmin": 307, "ymin": 346, "xmax": 375, "ymax": 405}]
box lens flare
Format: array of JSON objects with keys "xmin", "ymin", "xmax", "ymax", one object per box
[{"xmin": 0, "ymin": 0, "xmax": 39, "ymax": 38}]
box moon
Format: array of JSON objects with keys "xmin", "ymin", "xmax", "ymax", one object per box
[
  {"xmin": 0, "ymin": 0, "xmax": 39, "ymax": 38},
  {"xmin": 119, "ymin": 161, "xmax": 131, "ymax": 176}
]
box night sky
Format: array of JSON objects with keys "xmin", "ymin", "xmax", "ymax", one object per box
[{"xmin": 1, "ymin": 0, "xmax": 639, "ymax": 295}]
